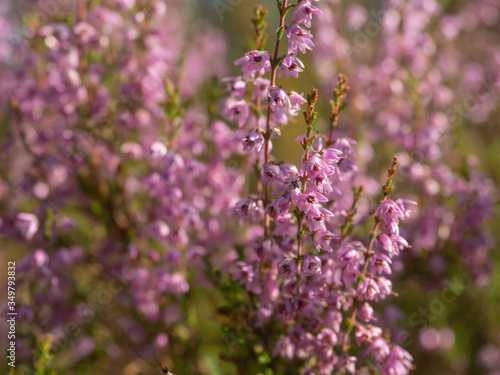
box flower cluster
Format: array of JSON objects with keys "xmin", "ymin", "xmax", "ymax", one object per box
[{"xmin": 228, "ymin": 1, "xmax": 417, "ymax": 373}]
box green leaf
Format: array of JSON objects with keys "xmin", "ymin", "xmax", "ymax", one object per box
[
  {"xmin": 277, "ymin": 26, "xmax": 284, "ymax": 41},
  {"xmin": 339, "ymin": 102, "xmax": 348, "ymax": 112},
  {"xmin": 310, "ymin": 112, "xmax": 317, "ymax": 125}
]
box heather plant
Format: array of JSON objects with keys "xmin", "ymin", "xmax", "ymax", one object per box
[
  {"xmin": 219, "ymin": 1, "xmax": 418, "ymax": 373},
  {"xmin": 0, "ymin": 0, "xmax": 498, "ymax": 375}
]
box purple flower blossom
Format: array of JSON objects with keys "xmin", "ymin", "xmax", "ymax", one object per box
[
  {"xmin": 267, "ymin": 194, "xmax": 292, "ymax": 219},
  {"xmin": 301, "ymin": 254, "xmax": 322, "ymax": 276},
  {"xmin": 377, "ymin": 277, "xmax": 392, "ymax": 299},
  {"xmin": 300, "ymin": 155, "xmax": 334, "ymax": 177},
  {"xmin": 358, "ymin": 303, "xmax": 374, "ymax": 323},
  {"xmin": 233, "ymin": 261, "xmax": 255, "ymax": 289},
  {"xmin": 375, "ymin": 199, "xmax": 406, "ymax": 233},
  {"xmin": 262, "ymin": 163, "xmax": 286, "ymax": 185},
  {"xmin": 241, "ymin": 130, "xmax": 264, "ymax": 152},
  {"xmin": 317, "ymin": 327, "xmax": 338, "ymax": 346},
  {"xmin": 370, "ymin": 338, "xmax": 391, "ymax": 362},
  {"xmin": 234, "ymin": 198, "xmax": 263, "ymax": 222},
  {"xmin": 319, "ymin": 147, "xmax": 344, "ymax": 164},
  {"xmin": 371, "ymin": 254, "xmax": 392, "ymax": 275},
  {"xmin": 274, "ymin": 336, "xmax": 295, "ymax": 359},
  {"xmin": 234, "ymin": 50, "xmax": 271, "ymax": 78},
  {"xmin": 278, "ymin": 259, "xmax": 298, "ymax": 279},
  {"xmin": 288, "ymin": 91, "xmax": 308, "ymax": 115},
  {"xmin": 149, "ymin": 141, "xmax": 167, "ymax": 159},
  {"xmin": 287, "ymin": 21, "xmax": 315, "ymax": 54},
  {"xmin": 313, "ymin": 230, "xmax": 337, "ymax": 252},
  {"xmin": 269, "ymin": 86, "xmax": 292, "ymax": 112},
  {"xmin": 292, "ymin": 1, "xmax": 323, "ymax": 28},
  {"xmin": 222, "ymin": 76, "xmax": 246, "ymax": 98},
  {"xmin": 306, "ymin": 207, "xmax": 334, "ymax": 232},
  {"xmin": 355, "ymin": 324, "xmax": 383, "ymax": 345},
  {"xmin": 222, "ymin": 98, "xmax": 250, "ymax": 127},
  {"xmin": 381, "ymin": 346, "xmax": 413, "ymax": 375},
  {"xmin": 279, "ymin": 163, "xmax": 299, "ymax": 182},
  {"xmin": 359, "ymin": 278, "xmax": 380, "ymax": 300},
  {"xmin": 278, "ymin": 55, "xmax": 305, "ymax": 79},
  {"xmin": 16, "ymin": 213, "xmax": 39, "ymax": 240},
  {"xmin": 297, "ymin": 189, "xmax": 328, "ymax": 214},
  {"xmin": 252, "ymin": 77, "xmax": 271, "ymax": 101}
]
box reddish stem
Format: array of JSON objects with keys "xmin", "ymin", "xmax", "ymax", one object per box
[
  {"xmin": 263, "ymin": 0, "xmax": 288, "ymax": 238},
  {"xmin": 77, "ymin": 0, "xmax": 87, "ymax": 23}
]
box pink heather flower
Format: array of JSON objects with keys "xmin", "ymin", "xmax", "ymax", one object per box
[
  {"xmin": 389, "ymin": 234, "xmax": 410, "ymax": 256},
  {"xmin": 377, "ymin": 233, "xmax": 393, "ymax": 252},
  {"xmin": 252, "ymin": 77, "xmax": 271, "ymax": 101},
  {"xmin": 222, "ymin": 77, "xmax": 246, "ymax": 99},
  {"xmin": 358, "ymin": 303, "xmax": 374, "ymax": 322},
  {"xmin": 261, "ymin": 163, "xmax": 286, "ymax": 185},
  {"xmin": 292, "ymin": 1, "xmax": 323, "ymax": 28},
  {"xmin": 300, "ymin": 155, "xmax": 334, "ymax": 177},
  {"xmin": 232, "ymin": 261, "xmax": 254, "ymax": 289},
  {"xmin": 359, "ymin": 277, "xmax": 380, "ymax": 300},
  {"xmin": 381, "ymin": 346, "xmax": 413, "ymax": 375},
  {"xmin": 375, "ymin": 199, "xmax": 405, "ymax": 233},
  {"xmin": 279, "ymin": 163, "xmax": 299, "ymax": 182},
  {"xmin": 270, "ymin": 107, "xmax": 289, "ymax": 126},
  {"xmin": 149, "ymin": 141, "xmax": 167, "ymax": 159},
  {"xmin": 317, "ymin": 328, "xmax": 338, "ymax": 346},
  {"xmin": 273, "ymin": 336, "xmax": 294, "ymax": 359},
  {"xmin": 288, "ymin": 91, "xmax": 307, "ymax": 115},
  {"xmin": 234, "ymin": 198, "xmax": 263, "ymax": 222},
  {"xmin": 313, "ymin": 230, "xmax": 337, "ymax": 252},
  {"xmin": 269, "ymin": 86, "xmax": 291, "ymax": 112},
  {"xmin": 16, "ymin": 213, "xmax": 39, "ymax": 240},
  {"xmin": 277, "ymin": 259, "xmax": 298, "ymax": 279},
  {"xmin": 337, "ymin": 354, "xmax": 357, "ymax": 374},
  {"xmin": 234, "ymin": 50, "xmax": 271, "ymax": 78},
  {"xmin": 371, "ymin": 254, "xmax": 392, "ymax": 275},
  {"xmin": 252, "ymin": 238, "xmax": 272, "ymax": 257},
  {"xmin": 241, "ymin": 130, "xmax": 264, "ymax": 152},
  {"xmin": 286, "ymin": 21, "xmax": 315, "ymax": 54},
  {"xmin": 297, "ymin": 189, "xmax": 328, "ymax": 215},
  {"xmin": 378, "ymin": 231, "xmax": 409, "ymax": 257},
  {"xmin": 377, "ymin": 277, "xmax": 392, "ymax": 298},
  {"xmin": 121, "ymin": 142, "xmax": 143, "ymax": 159},
  {"xmin": 278, "ymin": 55, "xmax": 304, "ymax": 79},
  {"xmin": 332, "ymin": 137, "xmax": 357, "ymax": 158},
  {"xmin": 324, "ymin": 310, "xmax": 343, "ymax": 332},
  {"xmin": 164, "ymin": 273, "xmax": 189, "ymax": 296},
  {"xmin": 355, "ymin": 325, "xmax": 383, "ymax": 345},
  {"xmin": 395, "ymin": 198, "xmax": 418, "ymax": 219},
  {"xmin": 319, "ymin": 147, "xmax": 344, "ymax": 164},
  {"xmin": 339, "ymin": 242, "xmax": 364, "ymax": 269},
  {"xmin": 151, "ymin": 220, "xmax": 170, "ymax": 238},
  {"xmin": 222, "ymin": 98, "xmax": 249, "ymax": 127},
  {"xmin": 74, "ymin": 22, "xmax": 97, "ymax": 45},
  {"xmin": 273, "ymin": 182, "xmax": 302, "ymax": 206},
  {"xmin": 267, "ymin": 194, "xmax": 292, "ymax": 219},
  {"xmin": 301, "ymin": 254, "xmax": 322, "ymax": 276},
  {"xmin": 369, "ymin": 338, "xmax": 391, "ymax": 362},
  {"xmin": 311, "ymin": 174, "xmax": 334, "ymax": 194},
  {"xmin": 306, "ymin": 207, "xmax": 334, "ymax": 232}
]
